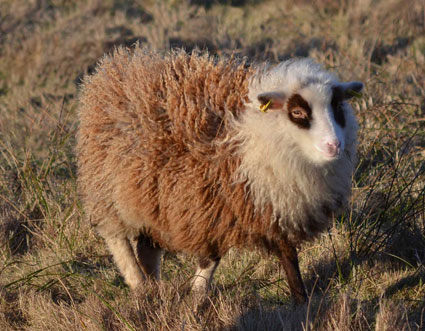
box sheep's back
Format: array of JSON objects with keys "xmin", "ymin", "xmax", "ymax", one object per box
[{"xmin": 80, "ymin": 48, "xmax": 252, "ymax": 158}]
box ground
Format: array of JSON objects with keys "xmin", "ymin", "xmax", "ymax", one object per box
[{"xmin": 0, "ymin": 0, "xmax": 424, "ymax": 330}]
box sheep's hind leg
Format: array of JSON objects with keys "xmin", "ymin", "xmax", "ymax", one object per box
[
  {"xmin": 131, "ymin": 234, "xmax": 163, "ymax": 281},
  {"xmin": 104, "ymin": 235, "xmax": 144, "ymax": 289},
  {"xmin": 191, "ymin": 257, "xmax": 221, "ymax": 292}
]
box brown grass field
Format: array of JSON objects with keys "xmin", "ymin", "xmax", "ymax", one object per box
[{"xmin": 0, "ymin": 0, "xmax": 424, "ymax": 330}]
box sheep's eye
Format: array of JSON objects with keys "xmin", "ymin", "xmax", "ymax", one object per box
[{"xmin": 291, "ymin": 108, "xmax": 306, "ymax": 118}]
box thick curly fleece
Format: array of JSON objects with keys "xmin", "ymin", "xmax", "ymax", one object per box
[{"xmin": 77, "ymin": 47, "xmax": 360, "ymax": 295}]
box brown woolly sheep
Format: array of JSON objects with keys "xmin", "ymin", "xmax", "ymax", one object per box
[{"xmin": 77, "ymin": 47, "xmax": 363, "ymax": 304}]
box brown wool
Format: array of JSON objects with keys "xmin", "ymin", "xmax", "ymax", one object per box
[{"xmin": 76, "ymin": 48, "xmax": 280, "ymax": 258}]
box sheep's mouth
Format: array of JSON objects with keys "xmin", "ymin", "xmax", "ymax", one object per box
[
  {"xmin": 314, "ymin": 144, "xmax": 342, "ymax": 160},
  {"xmin": 322, "ymin": 149, "xmax": 341, "ymax": 159}
]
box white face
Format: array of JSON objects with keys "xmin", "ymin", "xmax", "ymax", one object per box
[
  {"xmin": 256, "ymin": 81, "xmax": 362, "ymax": 165},
  {"xmin": 295, "ymin": 84, "xmax": 345, "ymax": 164}
]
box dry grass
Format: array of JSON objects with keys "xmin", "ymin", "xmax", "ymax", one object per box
[{"xmin": 0, "ymin": 0, "xmax": 424, "ymax": 330}]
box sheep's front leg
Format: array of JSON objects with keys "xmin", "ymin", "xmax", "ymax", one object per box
[
  {"xmin": 279, "ymin": 243, "xmax": 307, "ymax": 304},
  {"xmin": 131, "ymin": 234, "xmax": 163, "ymax": 280},
  {"xmin": 104, "ymin": 236, "xmax": 144, "ymax": 289},
  {"xmin": 191, "ymin": 257, "xmax": 221, "ymax": 292}
]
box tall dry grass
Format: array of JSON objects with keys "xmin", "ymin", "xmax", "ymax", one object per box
[{"xmin": 1, "ymin": 0, "xmax": 424, "ymax": 330}]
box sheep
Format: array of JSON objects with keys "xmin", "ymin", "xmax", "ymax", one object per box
[{"xmin": 76, "ymin": 46, "xmax": 363, "ymax": 304}]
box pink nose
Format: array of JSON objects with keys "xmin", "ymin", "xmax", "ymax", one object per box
[{"xmin": 326, "ymin": 140, "xmax": 341, "ymax": 157}]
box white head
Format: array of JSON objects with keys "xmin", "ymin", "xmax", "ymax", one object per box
[{"xmin": 246, "ymin": 58, "xmax": 363, "ymax": 165}]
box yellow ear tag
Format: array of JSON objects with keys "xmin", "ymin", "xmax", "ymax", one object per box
[
  {"xmin": 259, "ymin": 99, "xmax": 272, "ymax": 113},
  {"xmin": 346, "ymin": 89, "xmax": 362, "ymax": 98}
]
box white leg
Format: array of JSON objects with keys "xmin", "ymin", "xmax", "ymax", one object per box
[
  {"xmin": 191, "ymin": 258, "xmax": 220, "ymax": 292},
  {"xmin": 104, "ymin": 236, "xmax": 144, "ymax": 289}
]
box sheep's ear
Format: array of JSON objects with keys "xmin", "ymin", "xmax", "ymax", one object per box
[
  {"xmin": 338, "ymin": 81, "xmax": 364, "ymax": 99},
  {"xmin": 257, "ymin": 91, "xmax": 286, "ymax": 112}
]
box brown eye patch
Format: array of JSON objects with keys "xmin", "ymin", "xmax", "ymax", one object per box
[
  {"xmin": 258, "ymin": 94, "xmax": 271, "ymax": 105},
  {"xmin": 287, "ymin": 94, "xmax": 312, "ymax": 129},
  {"xmin": 331, "ymin": 86, "xmax": 346, "ymax": 128}
]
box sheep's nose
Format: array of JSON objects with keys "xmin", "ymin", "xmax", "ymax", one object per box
[
  {"xmin": 327, "ymin": 140, "xmax": 341, "ymax": 149},
  {"xmin": 326, "ymin": 140, "xmax": 341, "ymax": 157}
]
